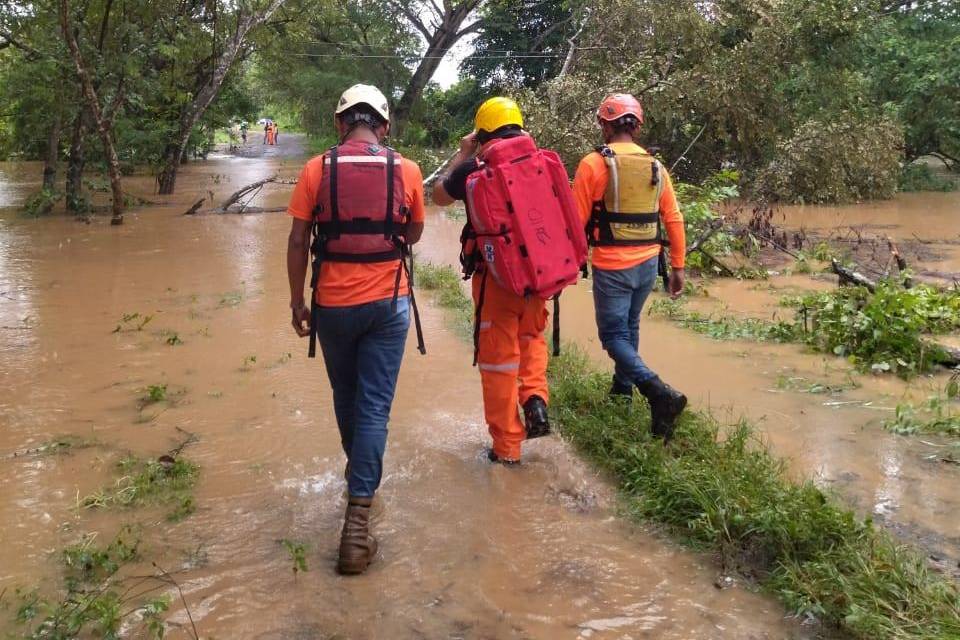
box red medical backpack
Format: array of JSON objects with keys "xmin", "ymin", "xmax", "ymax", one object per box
[{"xmin": 465, "ymin": 135, "xmax": 587, "ymax": 300}]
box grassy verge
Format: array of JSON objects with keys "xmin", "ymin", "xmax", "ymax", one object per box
[{"xmin": 418, "ymin": 263, "xmax": 960, "ymax": 639}]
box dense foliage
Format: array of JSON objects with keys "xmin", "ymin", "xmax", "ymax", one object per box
[
  {"xmin": 1, "ymin": 0, "xmax": 957, "ymax": 206},
  {"xmin": 792, "ymin": 282, "xmax": 960, "ymax": 375}
]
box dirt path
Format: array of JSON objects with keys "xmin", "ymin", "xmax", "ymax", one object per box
[{"xmin": 222, "ymin": 131, "xmax": 308, "ymax": 160}]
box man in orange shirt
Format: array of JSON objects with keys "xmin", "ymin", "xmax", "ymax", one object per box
[
  {"xmin": 286, "ymin": 84, "xmax": 425, "ymax": 574},
  {"xmin": 572, "ymin": 93, "xmax": 687, "ymax": 441}
]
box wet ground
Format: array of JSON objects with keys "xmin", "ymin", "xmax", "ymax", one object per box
[{"xmin": 0, "ymin": 141, "xmax": 957, "ymax": 638}]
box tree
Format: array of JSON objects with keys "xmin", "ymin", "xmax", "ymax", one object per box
[
  {"xmin": 864, "ymin": 2, "xmax": 960, "ymax": 164},
  {"xmin": 388, "ymin": 0, "xmax": 485, "ymax": 133},
  {"xmin": 59, "ymin": 0, "xmax": 128, "ymax": 223},
  {"xmin": 463, "ymin": 0, "xmax": 581, "ymax": 88},
  {"xmin": 250, "ymin": 0, "xmax": 417, "ymax": 140},
  {"xmin": 156, "ymin": 0, "xmax": 288, "ymax": 195}
]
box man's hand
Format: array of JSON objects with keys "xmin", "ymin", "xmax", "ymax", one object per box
[
  {"xmin": 291, "ymin": 300, "xmax": 311, "ymax": 337},
  {"xmin": 668, "ymin": 268, "xmax": 685, "ymax": 299},
  {"xmin": 459, "ymin": 131, "xmax": 479, "ymax": 157}
]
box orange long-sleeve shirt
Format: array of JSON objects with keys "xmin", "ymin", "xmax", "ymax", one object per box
[{"xmin": 572, "ymin": 142, "xmax": 685, "ymax": 271}]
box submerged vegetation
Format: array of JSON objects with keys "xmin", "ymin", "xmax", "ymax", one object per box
[
  {"xmin": 885, "ymin": 395, "xmax": 960, "ymax": 438},
  {"xmin": 649, "ymin": 279, "xmax": 960, "ymax": 378},
  {"xmin": 81, "ymin": 454, "xmax": 198, "ymax": 521},
  {"xmin": 791, "ymin": 283, "xmax": 960, "ymax": 376},
  {"xmin": 11, "ymin": 527, "xmax": 170, "ymax": 639},
  {"xmin": 418, "ymin": 263, "xmax": 960, "ymax": 639}
]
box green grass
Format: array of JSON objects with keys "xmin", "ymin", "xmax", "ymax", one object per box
[
  {"xmin": 416, "ymin": 262, "xmax": 473, "ymax": 337},
  {"xmin": 418, "ymin": 262, "xmax": 960, "ymax": 639}
]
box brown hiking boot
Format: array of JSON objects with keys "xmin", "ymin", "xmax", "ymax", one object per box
[{"xmin": 337, "ymin": 497, "xmax": 378, "ymax": 575}]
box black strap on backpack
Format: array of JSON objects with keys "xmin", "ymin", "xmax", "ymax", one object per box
[
  {"xmin": 552, "ymin": 293, "xmax": 561, "ymax": 357},
  {"xmin": 472, "ymin": 268, "xmax": 489, "ymax": 366}
]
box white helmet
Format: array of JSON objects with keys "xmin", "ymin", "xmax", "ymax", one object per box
[{"xmin": 335, "ymin": 84, "xmax": 390, "ymax": 122}]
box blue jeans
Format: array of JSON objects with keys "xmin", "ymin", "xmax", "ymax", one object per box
[
  {"xmin": 316, "ymin": 296, "xmax": 410, "ymax": 498},
  {"xmin": 592, "ymin": 258, "xmax": 659, "ymax": 387}
]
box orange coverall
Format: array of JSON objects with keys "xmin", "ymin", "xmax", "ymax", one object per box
[
  {"xmin": 443, "ymin": 143, "xmax": 552, "ymax": 462},
  {"xmin": 472, "ymin": 273, "xmax": 549, "ymax": 461}
]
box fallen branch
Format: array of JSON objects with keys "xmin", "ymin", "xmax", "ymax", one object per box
[
  {"xmin": 686, "ymin": 219, "xmax": 724, "ymax": 254},
  {"xmin": 182, "ymin": 198, "xmax": 205, "ymax": 216},
  {"xmin": 699, "ymin": 248, "xmax": 735, "ymax": 277},
  {"xmin": 423, "ymin": 152, "xmax": 457, "ymax": 189},
  {"xmin": 746, "ymin": 230, "xmax": 803, "ymax": 259},
  {"xmin": 152, "ymin": 562, "xmax": 199, "ymax": 640},
  {"xmin": 887, "ymin": 237, "xmax": 913, "ymax": 289},
  {"xmin": 218, "ymin": 175, "xmax": 296, "ymax": 211},
  {"xmin": 831, "ymin": 259, "xmax": 876, "ymax": 292}
]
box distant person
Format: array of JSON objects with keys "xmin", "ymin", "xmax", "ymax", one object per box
[
  {"xmin": 286, "ymin": 84, "xmax": 426, "ymax": 575},
  {"xmin": 240, "ymin": 122, "xmax": 248, "ymax": 144},
  {"xmin": 273, "ymin": 123, "xmax": 280, "ymax": 144},
  {"xmin": 263, "ymin": 121, "xmax": 270, "ymax": 145},
  {"xmin": 432, "ymin": 97, "xmax": 585, "ymax": 464},
  {"xmin": 572, "ymin": 94, "xmax": 687, "ymax": 441}
]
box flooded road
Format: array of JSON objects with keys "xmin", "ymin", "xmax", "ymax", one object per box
[{"xmin": 0, "ymin": 155, "xmax": 818, "ymax": 638}]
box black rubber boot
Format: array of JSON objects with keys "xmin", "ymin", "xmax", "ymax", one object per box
[
  {"xmin": 522, "ymin": 395, "xmax": 551, "ymax": 439},
  {"xmin": 487, "ymin": 449, "xmax": 520, "ymax": 466},
  {"xmin": 636, "ymin": 376, "xmax": 687, "ymax": 442},
  {"xmin": 609, "ymin": 375, "xmax": 633, "ymax": 401}
]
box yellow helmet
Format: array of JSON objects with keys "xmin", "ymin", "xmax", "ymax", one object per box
[{"xmin": 474, "ymin": 96, "xmax": 524, "ymax": 133}]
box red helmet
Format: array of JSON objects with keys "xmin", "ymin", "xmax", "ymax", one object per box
[{"xmin": 596, "ymin": 93, "xmax": 644, "ymax": 124}]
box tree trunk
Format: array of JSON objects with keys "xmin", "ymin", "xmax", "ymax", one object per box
[
  {"xmin": 391, "ymin": 0, "xmax": 482, "ymax": 135},
  {"xmin": 65, "ymin": 109, "xmax": 87, "ymax": 213},
  {"xmin": 42, "ymin": 111, "xmax": 62, "ymax": 192},
  {"xmin": 59, "ymin": 0, "xmax": 125, "ymax": 224},
  {"xmin": 157, "ymin": 0, "xmax": 287, "ymax": 195}
]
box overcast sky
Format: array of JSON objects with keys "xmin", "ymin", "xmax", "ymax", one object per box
[{"xmin": 430, "ymin": 34, "xmax": 475, "ymax": 89}]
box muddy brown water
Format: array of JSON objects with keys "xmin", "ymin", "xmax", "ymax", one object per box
[{"xmin": 0, "ymin": 147, "xmax": 955, "ymax": 638}]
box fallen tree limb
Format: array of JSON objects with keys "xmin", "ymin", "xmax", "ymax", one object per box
[
  {"xmin": 746, "ymin": 230, "xmax": 803, "ymax": 259},
  {"xmin": 687, "ymin": 219, "xmax": 724, "ymax": 254},
  {"xmin": 887, "ymin": 237, "xmax": 913, "ymax": 288},
  {"xmin": 831, "ymin": 259, "xmax": 876, "ymax": 292},
  {"xmin": 423, "ymin": 152, "xmax": 457, "ymax": 188},
  {"xmin": 182, "ymin": 198, "xmax": 205, "ymax": 216},
  {"xmin": 218, "ymin": 175, "xmax": 296, "ymax": 210},
  {"xmin": 699, "ymin": 248, "xmax": 735, "ymax": 277}
]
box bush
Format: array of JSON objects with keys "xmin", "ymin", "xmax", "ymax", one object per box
[
  {"xmin": 898, "ymin": 163, "xmax": 957, "ymax": 192},
  {"xmin": 791, "ymin": 282, "xmax": 960, "ymax": 375},
  {"xmin": 756, "ymin": 111, "xmax": 903, "ymax": 203}
]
